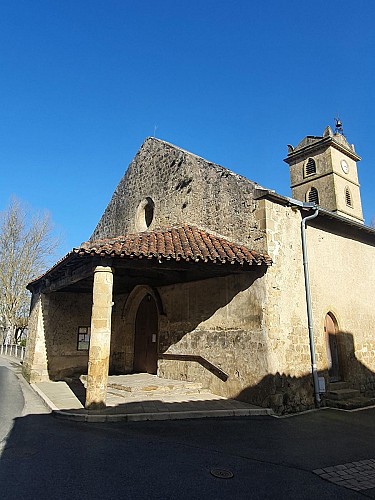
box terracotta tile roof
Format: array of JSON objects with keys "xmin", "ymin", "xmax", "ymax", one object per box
[{"xmin": 75, "ymin": 225, "xmax": 272, "ymax": 267}]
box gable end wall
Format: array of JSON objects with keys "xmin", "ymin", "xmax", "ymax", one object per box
[{"xmin": 91, "ymin": 138, "xmax": 265, "ymax": 249}]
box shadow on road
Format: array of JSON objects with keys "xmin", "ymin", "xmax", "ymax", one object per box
[{"xmin": 1, "ymin": 406, "xmax": 375, "ymax": 500}]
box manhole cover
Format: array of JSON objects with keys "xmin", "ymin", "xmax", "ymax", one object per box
[{"xmin": 210, "ymin": 468, "xmax": 234, "ymax": 479}]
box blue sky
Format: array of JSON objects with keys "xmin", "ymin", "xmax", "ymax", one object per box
[{"xmin": 1, "ymin": 1, "xmax": 374, "ymax": 257}]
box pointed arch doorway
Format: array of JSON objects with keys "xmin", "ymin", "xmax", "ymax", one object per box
[
  {"xmin": 325, "ymin": 312, "xmax": 341, "ymax": 382},
  {"xmin": 133, "ymin": 293, "xmax": 159, "ymax": 374}
]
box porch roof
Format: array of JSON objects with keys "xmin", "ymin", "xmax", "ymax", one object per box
[
  {"xmin": 76, "ymin": 225, "xmax": 271, "ymax": 266},
  {"xmin": 28, "ymin": 225, "xmax": 271, "ymax": 293}
]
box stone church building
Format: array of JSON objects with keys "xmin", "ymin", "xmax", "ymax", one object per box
[{"xmin": 23, "ymin": 125, "xmax": 375, "ymax": 413}]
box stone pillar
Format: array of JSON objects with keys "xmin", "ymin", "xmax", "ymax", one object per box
[
  {"xmin": 85, "ymin": 266, "xmax": 114, "ymax": 409},
  {"xmin": 23, "ymin": 292, "xmax": 50, "ymax": 383}
]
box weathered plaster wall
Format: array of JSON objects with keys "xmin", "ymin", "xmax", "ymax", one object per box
[
  {"xmin": 255, "ymin": 198, "xmax": 375, "ymax": 413},
  {"xmin": 90, "ymin": 138, "xmax": 265, "ymax": 250},
  {"xmin": 307, "ymin": 224, "xmax": 375, "ymax": 394},
  {"xmin": 255, "ymin": 199, "xmax": 314, "ymax": 413},
  {"xmin": 156, "ymin": 272, "xmax": 269, "ymax": 403}
]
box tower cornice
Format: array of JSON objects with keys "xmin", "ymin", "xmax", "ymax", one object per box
[{"xmin": 284, "ymin": 136, "xmax": 361, "ymax": 164}]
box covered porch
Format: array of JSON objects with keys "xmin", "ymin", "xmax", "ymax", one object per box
[{"xmin": 24, "ymin": 225, "xmax": 271, "ymax": 409}]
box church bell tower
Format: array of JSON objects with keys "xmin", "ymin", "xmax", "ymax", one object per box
[{"xmin": 284, "ymin": 123, "xmax": 364, "ymax": 224}]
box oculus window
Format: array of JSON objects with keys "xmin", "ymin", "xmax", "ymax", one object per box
[{"xmin": 135, "ymin": 197, "xmax": 155, "ymax": 231}]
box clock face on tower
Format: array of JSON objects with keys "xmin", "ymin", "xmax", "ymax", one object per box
[{"xmin": 341, "ymin": 159, "xmax": 349, "ymax": 174}]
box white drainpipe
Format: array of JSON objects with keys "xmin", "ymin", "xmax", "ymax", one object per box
[
  {"xmin": 285, "ymin": 198, "xmax": 321, "ymax": 407},
  {"xmin": 301, "ymin": 207, "xmax": 321, "ymax": 407}
]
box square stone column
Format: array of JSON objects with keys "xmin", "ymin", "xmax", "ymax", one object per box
[
  {"xmin": 23, "ymin": 292, "xmax": 50, "ymax": 383},
  {"xmin": 85, "ymin": 265, "xmax": 114, "ymax": 409}
]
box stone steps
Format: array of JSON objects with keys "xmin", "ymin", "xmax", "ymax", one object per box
[
  {"xmin": 324, "ymin": 380, "xmax": 375, "ymax": 410},
  {"xmin": 327, "ymin": 388, "xmax": 361, "ymax": 400},
  {"xmin": 324, "ymin": 396, "xmax": 375, "ymax": 410},
  {"xmin": 328, "ymin": 381, "xmax": 349, "ymax": 391}
]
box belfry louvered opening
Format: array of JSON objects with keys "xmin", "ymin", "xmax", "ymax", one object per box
[
  {"xmin": 305, "ymin": 158, "xmax": 316, "ymax": 176},
  {"xmin": 307, "ymin": 187, "xmax": 319, "ymax": 205},
  {"xmin": 345, "ymin": 187, "xmax": 353, "ymax": 207}
]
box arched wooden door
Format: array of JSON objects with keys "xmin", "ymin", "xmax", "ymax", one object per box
[
  {"xmin": 325, "ymin": 313, "xmax": 341, "ymax": 382},
  {"xmin": 133, "ymin": 294, "xmax": 158, "ymax": 374}
]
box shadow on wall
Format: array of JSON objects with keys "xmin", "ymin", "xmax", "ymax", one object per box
[
  {"xmin": 160, "ymin": 268, "xmax": 265, "ymax": 340},
  {"xmin": 110, "ymin": 267, "xmax": 267, "ymax": 380},
  {"xmin": 159, "ymin": 268, "xmax": 266, "ymax": 350},
  {"xmin": 27, "ymin": 280, "xmax": 375, "ymax": 416},
  {"xmin": 235, "ymin": 331, "xmax": 375, "ymax": 414},
  {"xmin": 28, "ymin": 267, "xmax": 266, "ymax": 383},
  {"xmin": 76, "ymin": 330, "xmax": 375, "ymax": 414},
  {"xmin": 156, "ymin": 268, "xmax": 268, "ymax": 393}
]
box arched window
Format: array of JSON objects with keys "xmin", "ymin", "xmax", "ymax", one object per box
[
  {"xmin": 305, "ymin": 158, "xmax": 316, "ymax": 176},
  {"xmin": 306, "ymin": 187, "xmax": 319, "ymax": 205},
  {"xmin": 135, "ymin": 197, "xmax": 155, "ymax": 231},
  {"xmin": 345, "ymin": 187, "xmax": 353, "ymax": 208}
]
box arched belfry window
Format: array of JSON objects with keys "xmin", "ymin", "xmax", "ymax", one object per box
[
  {"xmin": 305, "ymin": 158, "xmax": 316, "ymax": 176},
  {"xmin": 306, "ymin": 187, "xmax": 319, "ymax": 205},
  {"xmin": 345, "ymin": 187, "xmax": 353, "ymax": 208}
]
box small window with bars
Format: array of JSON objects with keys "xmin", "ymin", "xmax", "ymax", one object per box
[
  {"xmin": 345, "ymin": 187, "xmax": 353, "ymax": 207},
  {"xmin": 307, "ymin": 187, "xmax": 319, "ymax": 205},
  {"xmin": 305, "ymin": 158, "xmax": 316, "ymax": 176},
  {"xmin": 77, "ymin": 326, "xmax": 91, "ymax": 351}
]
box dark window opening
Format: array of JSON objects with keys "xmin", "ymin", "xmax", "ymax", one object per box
[
  {"xmin": 135, "ymin": 197, "xmax": 155, "ymax": 232},
  {"xmin": 144, "ymin": 197, "xmax": 154, "ymax": 227}
]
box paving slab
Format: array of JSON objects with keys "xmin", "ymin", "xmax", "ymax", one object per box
[
  {"xmin": 313, "ymin": 459, "xmax": 375, "ymax": 492},
  {"xmin": 32, "ymin": 381, "xmax": 84, "ymax": 410}
]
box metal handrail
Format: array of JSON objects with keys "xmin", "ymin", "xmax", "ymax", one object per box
[{"xmin": 0, "ymin": 343, "xmax": 26, "ymax": 361}]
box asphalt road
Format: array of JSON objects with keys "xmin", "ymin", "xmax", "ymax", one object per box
[
  {"xmin": 1, "ymin": 356, "xmax": 374, "ymax": 500},
  {"xmin": 0, "ymin": 360, "xmax": 24, "ymax": 451}
]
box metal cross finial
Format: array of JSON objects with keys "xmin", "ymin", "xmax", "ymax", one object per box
[{"xmin": 334, "ymin": 117, "xmax": 344, "ymax": 135}]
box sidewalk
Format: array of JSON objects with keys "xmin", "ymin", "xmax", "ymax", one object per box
[{"xmin": 32, "ymin": 373, "xmax": 273, "ymax": 423}]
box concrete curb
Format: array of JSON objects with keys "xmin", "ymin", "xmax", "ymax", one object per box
[{"xmin": 52, "ymin": 407, "xmax": 273, "ymax": 423}]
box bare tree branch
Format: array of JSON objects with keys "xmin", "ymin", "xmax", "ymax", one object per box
[{"xmin": 0, "ymin": 197, "xmax": 59, "ymax": 344}]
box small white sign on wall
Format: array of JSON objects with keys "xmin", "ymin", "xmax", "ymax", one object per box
[{"xmin": 318, "ymin": 376, "xmax": 326, "ymax": 393}]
